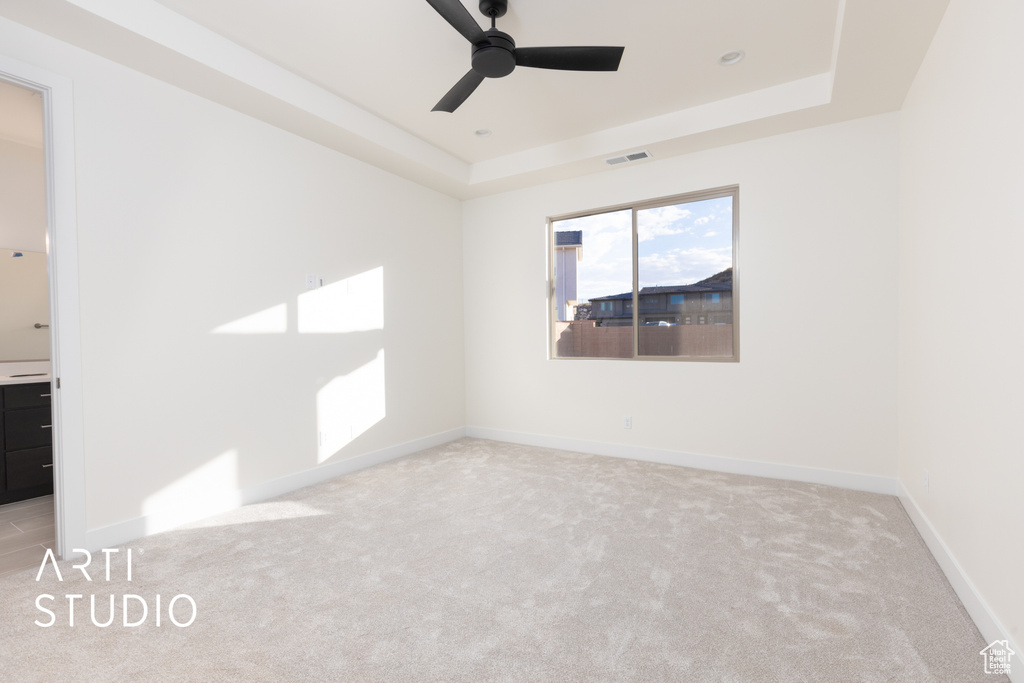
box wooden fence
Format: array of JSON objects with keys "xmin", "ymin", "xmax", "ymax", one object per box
[{"xmin": 554, "ymin": 321, "xmax": 733, "ymax": 358}]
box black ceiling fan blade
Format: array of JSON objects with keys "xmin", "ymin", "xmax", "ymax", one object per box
[
  {"xmin": 425, "ymin": 0, "xmax": 488, "ymax": 46},
  {"xmin": 514, "ymin": 46, "xmax": 625, "ymax": 71},
  {"xmin": 432, "ymin": 70, "xmax": 486, "ymax": 112}
]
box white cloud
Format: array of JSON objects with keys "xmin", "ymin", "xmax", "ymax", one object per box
[
  {"xmin": 557, "ymin": 199, "xmax": 732, "ymax": 300},
  {"xmin": 638, "ymin": 223, "xmax": 684, "ymax": 242},
  {"xmin": 638, "ymin": 246, "xmax": 732, "ymax": 286},
  {"xmin": 637, "ymin": 205, "xmax": 693, "ymax": 242},
  {"xmin": 555, "ymin": 210, "xmax": 633, "ymax": 302}
]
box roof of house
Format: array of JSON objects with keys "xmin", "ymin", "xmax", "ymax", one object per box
[
  {"xmin": 554, "ymin": 230, "xmax": 583, "ymax": 247},
  {"xmin": 591, "ymin": 282, "xmax": 732, "ymax": 301},
  {"xmin": 589, "ymin": 268, "xmax": 733, "ymax": 301}
]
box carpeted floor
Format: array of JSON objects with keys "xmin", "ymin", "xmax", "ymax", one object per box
[{"xmin": 0, "ymin": 438, "xmax": 1002, "ymax": 682}]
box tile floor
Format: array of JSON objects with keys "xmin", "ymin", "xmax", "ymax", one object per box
[{"xmin": 0, "ymin": 495, "xmax": 54, "ymax": 577}]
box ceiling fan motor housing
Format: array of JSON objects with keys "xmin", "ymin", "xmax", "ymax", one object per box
[
  {"xmin": 479, "ymin": 0, "xmax": 508, "ymax": 19},
  {"xmin": 472, "ymin": 29, "xmax": 516, "ymax": 78}
]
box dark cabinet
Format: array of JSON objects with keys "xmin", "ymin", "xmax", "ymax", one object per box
[
  {"xmin": 5, "ymin": 407, "xmax": 53, "ymax": 451},
  {"xmin": 1, "ymin": 382, "xmax": 54, "ymax": 504}
]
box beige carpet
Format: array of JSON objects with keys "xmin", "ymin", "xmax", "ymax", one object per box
[{"xmin": 0, "ymin": 438, "xmax": 1001, "ymax": 682}]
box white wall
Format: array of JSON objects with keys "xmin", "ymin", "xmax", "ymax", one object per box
[
  {"xmin": 0, "ymin": 137, "xmax": 46, "ymax": 252},
  {"xmin": 0, "ymin": 135, "xmax": 49, "ymax": 362},
  {"xmin": 898, "ymin": 0, "xmax": 1023, "ymax": 649},
  {"xmin": 0, "ymin": 17, "xmax": 465, "ymax": 531},
  {"xmin": 464, "ymin": 114, "xmax": 900, "ymax": 478},
  {"xmin": 0, "ymin": 249, "xmax": 49, "ymax": 360}
]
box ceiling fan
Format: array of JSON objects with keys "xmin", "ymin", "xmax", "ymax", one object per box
[{"xmin": 426, "ymin": 0, "xmax": 625, "ymax": 113}]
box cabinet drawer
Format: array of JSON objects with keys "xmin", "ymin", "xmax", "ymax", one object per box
[
  {"xmin": 4, "ymin": 383, "xmax": 52, "ymax": 409},
  {"xmin": 6, "ymin": 447, "xmax": 53, "ymax": 491},
  {"xmin": 4, "ymin": 407, "xmax": 53, "ymax": 451}
]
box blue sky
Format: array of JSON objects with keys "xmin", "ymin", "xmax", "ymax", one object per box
[{"xmin": 554, "ymin": 197, "xmax": 733, "ymax": 303}]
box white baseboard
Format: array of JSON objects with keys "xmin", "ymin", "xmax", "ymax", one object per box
[
  {"xmin": 82, "ymin": 427, "xmax": 467, "ymax": 554},
  {"xmin": 899, "ymin": 485, "xmax": 1021, "ymax": 683},
  {"xmin": 465, "ymin": 427, "xmax": 901, "ymax": 495}
]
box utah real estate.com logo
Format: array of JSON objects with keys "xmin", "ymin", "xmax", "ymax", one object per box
[
  {"xmin": 980, "ymin": 639, "xmax": 1015, "ymax": 676},
  {"xmin": 34, "ymin": 548, "xmax": 197, "ymax": 628}
]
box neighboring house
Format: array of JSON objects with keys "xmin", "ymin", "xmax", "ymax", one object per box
[
  {"xmin": 553, "ymin": 230, "xmax": 582, "ymax": 321},
  {"xmin": 589, "ymin": 269, "xmax": 733, "ymax": 326}
]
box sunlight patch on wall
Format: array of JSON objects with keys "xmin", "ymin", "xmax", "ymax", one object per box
[
  {"xmin": 316, "ymin": 349, "xmax": 386, "ymax": 463},
  {"xmin": 212, "ymin": 303, "xmax": 287, "ymax": 334},
  {"xmin": 142, "ymin": 449, "xmax": 240, "ymax": 534},
  {"xmin": 298, "ymin": 266, "xmax": 383, "ymax": 334}
]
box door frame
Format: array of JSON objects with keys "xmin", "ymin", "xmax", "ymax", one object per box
[{"xmin": 0, "ymin": 54, "xmax": 86, "ymax": 559}]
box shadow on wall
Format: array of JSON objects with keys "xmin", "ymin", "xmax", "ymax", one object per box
[{"xmin": 139, "ymin": 266, "xmax": 386, "ymax": 531}]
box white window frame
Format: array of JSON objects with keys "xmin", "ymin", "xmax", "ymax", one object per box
[{"xmin": 548, "ymin": 185, "xmax": 740, "ymax": 362}]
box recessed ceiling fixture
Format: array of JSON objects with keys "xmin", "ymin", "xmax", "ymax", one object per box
[
  {"xmin": 719, "ymin": 50, "xmax": 745, "ymax": 66},
  {"xmin": 426, "ymin": 0, "xmax": 625, "ymax": 113},
  {"xmin": 474, "ymin": 129, "xmax": 492, "ymax": 137}
]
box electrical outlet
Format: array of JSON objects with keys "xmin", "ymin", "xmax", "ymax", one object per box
[
  {"xmin": 623, "ymin": 416, "xmax": 632, "ymax": 429},
  {"xmin": 924, "ymin": 469, "xmax": 930, "ymax": 493},
  {"xmin": 305, "ymin": 274, "xmax": 317, "ymax": 290}
]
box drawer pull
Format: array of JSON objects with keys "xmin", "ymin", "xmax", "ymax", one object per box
[
  {"xmin": 42, "ymin": 425, "xmax": 52, "ymax": 429},
  {"xmin": 41, "ymin": 393, "xmax": 52, "ymax": 397},
  {"xmin": 42, "ymin": 464, "xmax": 53, "ymax": 468}
]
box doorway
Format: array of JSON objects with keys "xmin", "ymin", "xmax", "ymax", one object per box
[
  {"xmin": 0, "ymin": 54, "xmax": 86, "ymax": 565},
  {"xmin": 0, "ymin": 78, "xmax": 55, "ymax": 575}
]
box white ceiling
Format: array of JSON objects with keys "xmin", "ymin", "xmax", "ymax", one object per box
[
  {"xmin": 152, "ymin": 0, "xmax": 840, "ymax": 164},
  {"xmin": 0, "ymin": 0, "xmax": 950, "ymax": 198}
]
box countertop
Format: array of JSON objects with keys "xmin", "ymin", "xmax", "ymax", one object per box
[{"xmin": 0, "ymin": 361, "xmax": 52, "ymax": 386}]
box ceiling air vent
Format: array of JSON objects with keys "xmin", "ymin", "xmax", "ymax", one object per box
[{"xmin": 605, "ymin": 150, "xmax": 652, "ymax": 166}]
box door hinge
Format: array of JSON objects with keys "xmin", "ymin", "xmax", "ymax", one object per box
[{"xmin": 56, "ymin": 377, "xmax": 61, "ymax": 389}]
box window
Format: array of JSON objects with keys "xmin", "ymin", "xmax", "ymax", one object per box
[{"xmin": 550, "ymin": 186, "xmax": 738, "ymax": 361}]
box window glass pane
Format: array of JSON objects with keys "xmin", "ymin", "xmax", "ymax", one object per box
[
  {"xmin": 636, "ymin": 196, "xmax": 734, "ymax": 357},
  {"xmin": 552, "ymin": 210, "xmax": 634, "ymax": 358}
]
